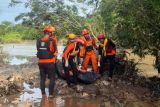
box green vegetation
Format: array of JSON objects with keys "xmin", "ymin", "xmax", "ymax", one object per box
[
  {"xmin": 0, "ymin": 32, "xmax": 21, "ymax": 43},
  {"xmin": 0, "ymin": 21, "xmax": 43, "ymax": 43}
]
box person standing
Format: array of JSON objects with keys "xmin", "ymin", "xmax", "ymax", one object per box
[
  {"xmin": 98, "ymin": 34, "xmax": 116, "ymax": 80},
  {"xmin": 37, "ymin": 26, "xmax": 57, "ymax": 97},
  {"xmin": 81, "ymin": 29, "xmax": 98, "ymax": 74}
]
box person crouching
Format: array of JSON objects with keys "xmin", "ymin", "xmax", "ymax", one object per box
[{"xmin": 62, "ymin": 33, "xmax": 80, "ymax": 87}]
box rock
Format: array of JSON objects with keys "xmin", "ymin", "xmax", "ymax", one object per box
[
  {"xmin": 104, "ymin": 101, "xmax": 113, "ymax": 107},
  {"xmin": 12, "ymin": 100, "xmax": 19, "ymax": 104},
  {"xmin": 14, "ymin": 74, "xmax": 23, "ymax": 82},
  {"xmin": 8, "ymin": 76, "xmax": 15, "ymax": 82},
  {"xmin": 7, "ymin": 74, "xmax": 23, "ymax": 83},
  {"xmin": 61, "ymin": 82, "xmax": 67, "ymax": 88},
  {"xmin": 3, "ymin": 98, "xmax": 9, "ymax": 103},
  {"xmin": 58, "ymin": 89, "xmax": 70, "ymax": 95},
  {"xmin": 82, "ymin": 92, "xmax": 89, "ymax": 98},
  {"xmin": 76, "ymin": 85, "xmax": 83, "ymax": 92},
  {"xmin": 29, "ymin": 76, "xmax": 34, "ymax": 80},
  {"xmin": 14, "ymin": 81, "xmax": 23, "ymax": 90},
  {"xmin": 28, "ymin": 81, "xmax": 34, "ymax": 86},
  {"xmin": 102, "ymin": 80, "xmax": 110, "ymax": 86}
]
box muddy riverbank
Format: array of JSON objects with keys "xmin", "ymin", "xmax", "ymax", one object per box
[{"xmin": 0, "ymin": 57, "xmax": 160, "ymax": 107}]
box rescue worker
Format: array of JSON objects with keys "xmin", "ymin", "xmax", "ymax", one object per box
[
  {"xmin": 62, "ymin": 34, "xmax": 86, "ymax": 86},
  {"xmin": 98, "ymin": 34, "xmax": 116, "ymax": 80},
  {"xmin": 36, "ymin": 26, "xmax": 57, "ymax": 97},
  {"xmin": 62, "ymin": 33, "xmax": 80, "ymax": 86},
  {"xmin": 81, "ymin": 29, "xmax": 98, "ymax": 73}
]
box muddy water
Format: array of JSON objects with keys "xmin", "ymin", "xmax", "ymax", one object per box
[
  {"xmin": 0, "ymin": 82, "xmax": 101, "ymax": 107},
  {"xmin": 0, "ymin": 82, "xmax": 100, "ymax": 107}
]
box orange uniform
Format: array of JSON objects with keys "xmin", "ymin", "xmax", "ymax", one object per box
[
  {"xmin": 63, "ymin": 42, "xmax": 79, "ymax": 59},
  {"xmin": 62, "ymin": 40, "xmax": 79, "ymax": 86},
  {"xmin": 81, "ymin": 35, "xmax": 98, "ymax": 73},
  {"xmin": 38, "ymin": 25, "xmax": 57, "ymax": 96},
  {"xmin": 38, "ymin": 37, "xmax": 57, "ymax": 63}
]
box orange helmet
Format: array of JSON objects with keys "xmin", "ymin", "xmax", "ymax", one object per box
[
  {"xmin": 43, "ymin": 26, "xmax": 55, "ymax": 33},
  {"xmin": 82, "ymin": 29, "xmax": 89, "ymax": 35}
]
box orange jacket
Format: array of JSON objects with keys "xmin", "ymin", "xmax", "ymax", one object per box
[
  {"xmin": 38, "ymin": 37, "xmax": 57, "ymax": 63},
  {"xmin": 63, "ymin": 42, "xmax": 78, "ymax": 60},
  {"xmin": 79, "ymin": 35, "xmax": 97, "ymax": 57}
]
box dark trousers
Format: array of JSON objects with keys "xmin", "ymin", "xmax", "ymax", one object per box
[
  {"xmin": 100, "ymin": 55, "xmax": 115, "ymax": 78},
  {"xmin": 38, "ymin": 63, "xmax": 55, "ymax": 95},
  {"xmin": 62, "ymin": 57, "xmax": 78, "ymax": 85}
]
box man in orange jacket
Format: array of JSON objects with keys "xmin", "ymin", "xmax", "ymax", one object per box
[
  {"xmin": 62, "ymin": 34, "xmax": 86, "ymax": 86},
  {"xmin": 62, "ymin": 33, "xmax": 80, "ymax": 86},
  {"xmin": 37, "ymin": 26, "xmax": 57, "ymax": 97},
  {"xmin": 81, "ymin": 29, "xmax": 98, "ymax": 73}
]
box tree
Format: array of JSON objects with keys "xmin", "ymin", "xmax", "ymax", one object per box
[
  {"xmin": 9, "ymin": 0, "xmax": 88, "ymax": 38},
  {"xmin": 97, "ymin": 0, "xmax": 160, "ymax": 70}
]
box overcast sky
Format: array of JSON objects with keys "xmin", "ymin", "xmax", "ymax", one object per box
[{"xmin": 0, "ymin": 0, "xmax": 29, "ymax": 23}]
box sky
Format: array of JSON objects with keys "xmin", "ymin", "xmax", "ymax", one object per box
[
  {"xmin": 0, "ymin": 0, "xmax": 93, "ymax": 24},
  {"xmin": 0, "ymin": 0, "xmax": 29, "ymax": 23}
]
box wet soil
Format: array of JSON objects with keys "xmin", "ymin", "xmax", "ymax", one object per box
[{"xmin": 0, "ymin": 57, "xmax": 160, "ymax": 107}]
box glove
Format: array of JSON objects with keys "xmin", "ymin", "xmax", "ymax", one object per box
[
  {"xmin": 98, "ymin": 61, "xmax": 100, "ymax": 67},
  {"xmin": 65, "ymin": 60, "xmax": 69, "ymax": 67}
]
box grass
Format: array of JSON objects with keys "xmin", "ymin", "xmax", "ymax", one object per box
[{"xmin": 0, "ymin": 32, "xmax": 22, "ymax": 43}]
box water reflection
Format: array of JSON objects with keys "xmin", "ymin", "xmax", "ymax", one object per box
[
  {"xmin": 39, "ymin": 97, "xmax": 100, "ymax": 107},
  {"xmin": 63, "ymin": 98, "xmax": 100, "ymax": 107},
  {"xmin": 3, "ymin": 56, "xmax": 28, "ymax": 65},
  {"xmin": 2, "ymin": 43, "xmax": 36, "ymax": 57},
  {"xmin": 40, "ymin": 96, "xmax": 56, "ymax": 107},
  {"xmin": 12, "ymin": 82, "xmax": 100, "ymax": 107},
  {"xmin": 0, "ymin": 43, "xmax": 64, "ymax": 65}
]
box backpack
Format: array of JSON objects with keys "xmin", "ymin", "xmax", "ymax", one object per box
[{"xmin": 36, "ymin": 38, "xmax": 54, "ymax": 59}]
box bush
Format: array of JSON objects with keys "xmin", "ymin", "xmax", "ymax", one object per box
[{"xmin": 0, "ymin": 32, "xmax": 22, "ymax": 43}]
